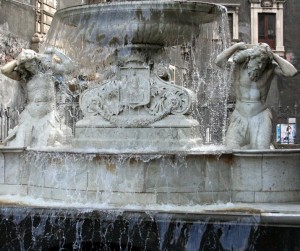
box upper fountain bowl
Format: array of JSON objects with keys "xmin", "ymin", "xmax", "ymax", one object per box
[{"xmin": 46, "ymin": 1, "xmax": 224, "ymax": 49}]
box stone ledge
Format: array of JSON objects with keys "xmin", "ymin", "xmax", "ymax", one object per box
[
  {"xmin": 0, "ymin": 149, "xmax": 299, "ymax": 206},
  {"xmin": 0, "ymin": 147, "xmax": 26, "ymax": 153},
  {"xmin": 0, "ymin": 184, "xmax": 27, "ymax": 196},
  {"xmin": 232, "ymin": 149, "xmax": 300, "ymax": 156}
]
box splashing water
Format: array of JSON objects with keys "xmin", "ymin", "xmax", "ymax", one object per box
[{"xmin": 41, "ymin": 1, "xmax": 231, "ymax": 147}]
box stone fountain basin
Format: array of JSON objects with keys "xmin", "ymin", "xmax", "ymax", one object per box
[
  {"xmin": 0, "ymin": 148, "xmax": 299, "ymax": 206},
  {"xmin": 48, "ymin": 1, "xmax": 223, "ymax": 48}
]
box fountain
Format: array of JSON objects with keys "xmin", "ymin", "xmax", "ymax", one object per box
[{"xmin": 0, "ymin": 1, "xmax": 299, "ymax": 249}]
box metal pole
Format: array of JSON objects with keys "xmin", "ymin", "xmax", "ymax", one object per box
[{"xmin": 40, "ymin": 0, "xmax": 44, "ymax": 34}]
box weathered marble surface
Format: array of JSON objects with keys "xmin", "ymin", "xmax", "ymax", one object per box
[
  {"xmin": 68, "ymin": 1, "xmax": 219, "ymax": 151},
  {"xmin": 0, "ymin": 148, "xmax": 299, "ymax": 206},
  {"xmin": 215, "ymin": 43, "xmax": 298, "ymax": 149},
  {"xmin": 1, "ymin": 49, "xmax": 73, "ymax": 147}
]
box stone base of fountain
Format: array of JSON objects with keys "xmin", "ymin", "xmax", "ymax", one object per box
[
  {"xmin": 0, "ymin": 148, "xmax": 299, "ymax": 206},
  {"xmin": 73, "ymin": 56, "xmax": 203, "ymax": 151},
  {"xmin": 74, "ymin": 115, "xmax": 202, "ymax": 151}
]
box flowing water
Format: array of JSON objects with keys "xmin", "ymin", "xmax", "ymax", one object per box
[
  {"xmin": 0, "ymin": 207, "xmax": 300, "ymax": 250},
  {"xmin": 1, "ymin": 1, "xmax": 300, "ymax": 250},
  {"xmin": 42, "ymin": 1, "xmax": 231, "ymax": 145}
]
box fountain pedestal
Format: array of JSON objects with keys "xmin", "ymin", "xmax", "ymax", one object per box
[
  {"xmin": 74, "ymin": 49, "xmax": 202, "ymax": 150},
  {"xmin": 42, "ymin": 1, "xmax": 223, "ymax": 151}
]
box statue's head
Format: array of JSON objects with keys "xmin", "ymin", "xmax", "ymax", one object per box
[
  {"xmin": 247, "ymin": 43, "xmax": 273, "ymax": 81},
  {"xmin": 16, "ymin": 49, "xmax": 39, "ymax": 75},
  {"xmin": 17, "ymin": 49, "xmax": 37, "ymax": 61},
  {"xmin": 233, "ymin": 43, "xmax": 273, "ymax": 81},
  {"xmin": 155, "ymin": 62, "xmax": 170, "ymax": 81}
]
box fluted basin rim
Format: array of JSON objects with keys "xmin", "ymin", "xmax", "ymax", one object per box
[
  {"xmin": 55, "ymin": 1, "xmax": 225, "ymax": 18},
  {"xmin": 49, "ymin": 1, "xmax": 226, "ymax": 47}
]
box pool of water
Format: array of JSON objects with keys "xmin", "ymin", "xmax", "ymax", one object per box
[{"xmin": 0, "ymin": 206, "xmax": 300, "ymax": 250}]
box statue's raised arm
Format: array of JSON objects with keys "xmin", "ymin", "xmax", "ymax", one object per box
[
  {"xmin": 215, "ymin": 42, "xmax": 248, "ymax": 68},
  {"xmin": 1, "ymin": 59, "xmax": 21, "ymax": 81},
  {"xmin": 41, "ymin": 47, "xmax": 75, "ymax": 75},
  {"xmin": 272, "ymin": 52, "xmax": 298, "ymax": 77},
  {"xmin": 1, "ymin": 49, "xmax": 39, "ymax": 81}
]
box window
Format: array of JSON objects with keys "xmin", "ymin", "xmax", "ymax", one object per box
[
  {"xmin": 32, "ymin": 0, "xmax": 56, "ymax": 51},
  {"xmin": 228, "ymin": 13, "xmax": 233, "ymax": 40},
  {"xmin": 249, "ymin": 0, "xmax": 285, "ymax": 56},
  {"xmin": 211, "ymin": 4, "xmax": 240, "ymax": 42},
  {"xmin": 36, "ymin": 0, "xmax": 56, "ymax": 34},
  {"xmin": 226, "ymin": 4, "xmax": 240, "ymax": 42},
  {"xmin": 258, "ymin": 13, "xmax": 276, "ymax": 49}
]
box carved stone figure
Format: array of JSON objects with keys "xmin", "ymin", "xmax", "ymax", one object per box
[
  {"xmin": 1, "ymin": 48, "xmax": 74, "ymax": 147},
  {"xmin": 215, "ymin": 42, "xmax": 297, "ymax": 149}
]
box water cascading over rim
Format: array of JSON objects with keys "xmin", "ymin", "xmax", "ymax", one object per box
[
  {"xmin": 1, "ymin": 5, "xmax": 300, "ymax": 248},
  {"xmin": 42, "ymin": 1, "xmax": 228, "ymax": 151}
]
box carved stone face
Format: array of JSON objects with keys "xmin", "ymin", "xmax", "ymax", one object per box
[
  {"xmin": 16, "ymin": 49, "xmax": 39, "ymax": 74},
  {"xmin": 247, "ymin": 51, "xmax": 269, "ymax": 82},
  {"xmin": 155, "ymin": 63, "xmax": 170, "ymax": 81},
  {"xmin": 24, "ymin": 59, "xmax": 38, "ymax": 74}
]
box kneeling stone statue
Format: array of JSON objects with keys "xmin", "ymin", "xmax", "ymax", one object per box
[
  {"xmin": 215, "ymin": 42, "xmax": 297, "ymax": 149},
  {"xmin": 1, "ymin": 48, "xmax": 74, "ymax": 148}
]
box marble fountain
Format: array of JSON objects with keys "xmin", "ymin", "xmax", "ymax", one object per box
[{"xmin": 0, "ymin": 1, "xmax": 299, "ymax": 250}]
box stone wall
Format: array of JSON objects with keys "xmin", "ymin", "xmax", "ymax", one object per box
[
  {"xmin": 0, "ymin": 0, "xmax": 36, "ymax": 43},
  {"xmin": 57, "ymin": 0, "xmax": 85, "ymax": 9},
  {"xmin": 0, "ymin": 149, "xmax": 299, "ymax": 206},
  {"xmin": 281, "ymin": 0, "xmax": 300, "ymax": 107}
]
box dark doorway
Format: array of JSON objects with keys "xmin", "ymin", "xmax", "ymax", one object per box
[{"xmin": 258, "ymin": 13, "xmax": 276, "ymax": 49}]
